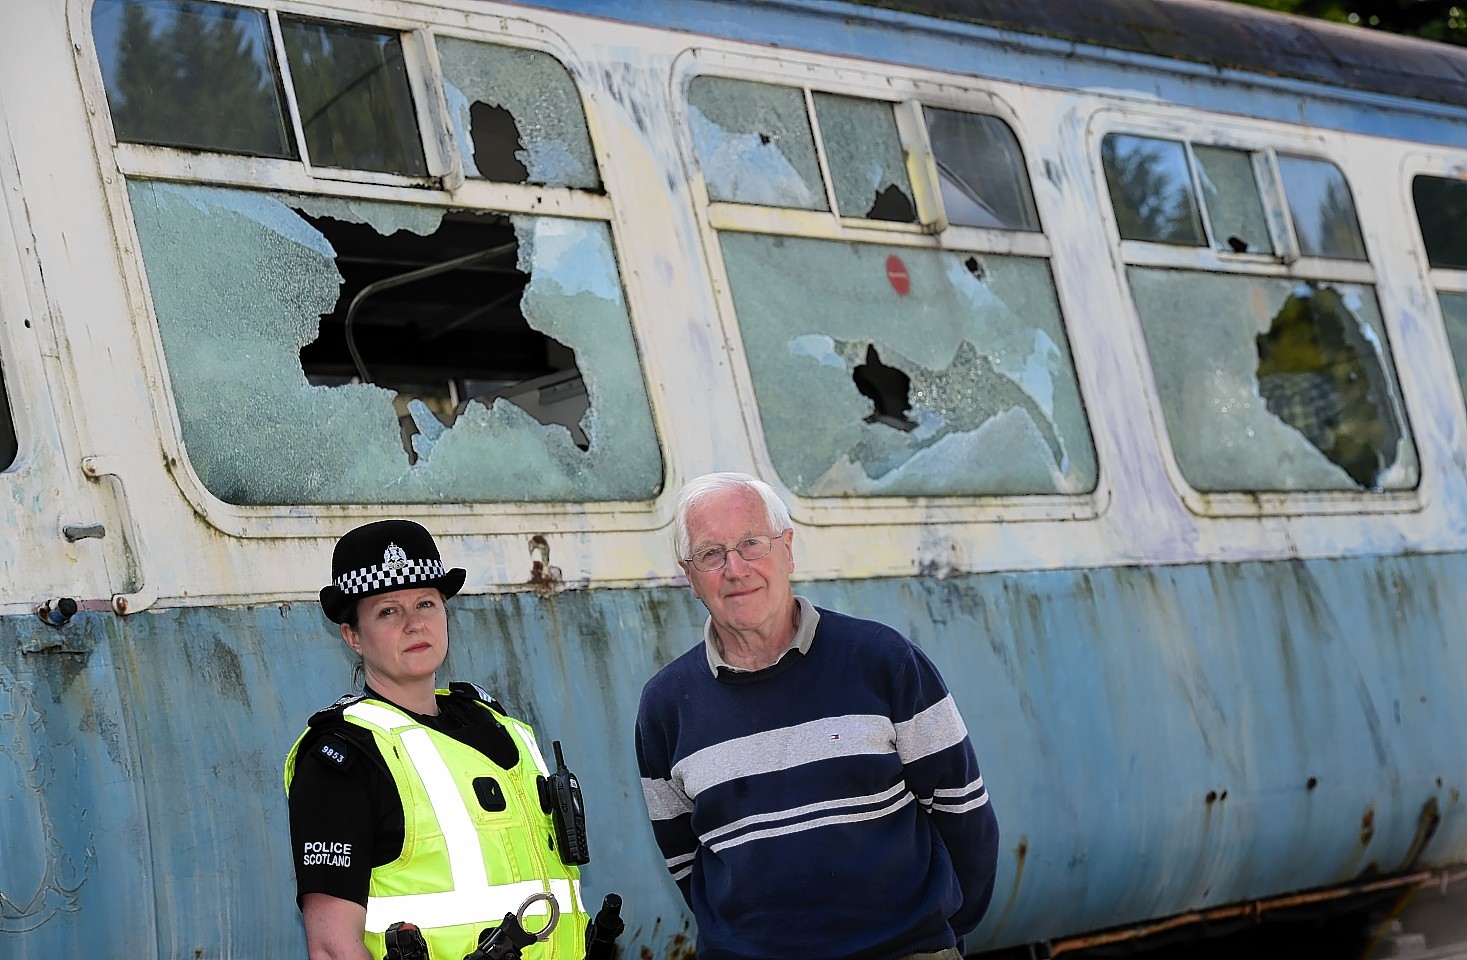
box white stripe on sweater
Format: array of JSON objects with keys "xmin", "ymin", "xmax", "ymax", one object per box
[{"xmin": 671, "ymin": 714, "xmax": 895, "ymax": 797}]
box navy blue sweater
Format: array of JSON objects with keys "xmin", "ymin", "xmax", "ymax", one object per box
[{"xmin": 635, "ymin": 606, "xmax": 999, "ymax": 960}]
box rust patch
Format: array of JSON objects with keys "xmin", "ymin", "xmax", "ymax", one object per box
[
  {"xmin": 986, "ymin": 836, "xmax": 1029, "ymax": 940},
  {"xmin": 666, "ymin": 931, "xmax": 697, "ymax": 960},
  {"xmin": 1360, "ymin": 805, "xmax": 1376, "ymax": 845},
  {"xmin": 527, "ymin": 535, "xmax": 563, "ymax": 596},
  {"xmin": 1394, "ymin": 796, "xmax": 1442, "ymax": 871}
]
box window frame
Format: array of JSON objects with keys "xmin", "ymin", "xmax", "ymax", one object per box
[
  {"xmin": 1092, "ymin": 108, "xmax": 1423, "ymax": 519},
  {"xmin": 75, "ymin": 0, "xmax": 672, "ymax": 538},
  {"xmin": 673, "ymin": 47, "xmax": 1105, "ymax": 527},
  {"xmin": 1403, "ymin": 153, "xmax": 1467, "ymax": 470}
]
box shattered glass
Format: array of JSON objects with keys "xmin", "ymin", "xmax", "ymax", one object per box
[
  {"xmin": 1130, "ymin": 267, "xmax": 1416, "ymax": 491},
  {"xmin": 1276, "ymin": 156, "xmax": 1367, "ymax": 261},
  {"xmin": 125, "ymin": 179, "xmax": 660, "ymax": 504},
  {"xmin": 1194, "ymin": 146, "xmax": 1272, "ymax": 255},
  {"xmin": 1439, "ymin": 294, "xmax": 1467, "ymax": 413},
  {"xmin": 92, "ymin": 0, "xmax": 293, "ymax": 158},
  {"xmin": 811, "ymin": 93, "xmax": 915, "ymax": 222},
  {"xmin": 720, "ymin": 232, "xmax": 1095, "ymax": 496},
  {"xmin": 1413, "ymin": 175, "xmax": 1467, "ymax": 270},
  {"xmin": 437, "ymin": 37, "xmax": 601, "ymax": 189},
  {"xmin": 1101, "ymin": 135, "xmax": 1205, "ymax": 246},
  {"xmin": 280, "ymin": 17, "xmax": 426, "ymax": 176},
  {"xmin": 925, "ymin": 108, "xmax": 1040, "ymax": 231},
  {"xmin": 687, "ymin": 76, "xmax": 828, "ymax": 210}
]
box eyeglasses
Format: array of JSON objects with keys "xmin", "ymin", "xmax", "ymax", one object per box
[{"xmin": 684, "ymin": 535, "xmax": 776, "ymax": 572}]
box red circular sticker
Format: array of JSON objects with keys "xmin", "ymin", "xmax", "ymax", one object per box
[{"xmin": 886, "ymin": 255, "xmax": 910, "ymax": 296}]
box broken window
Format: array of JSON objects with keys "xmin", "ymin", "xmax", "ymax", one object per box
[
  {"xmin": 436, "ymin": 38, "xmax": 601, "ymax": 189},
  {"xmin": 1130, "ymin": 268, "xmax": 1416, "ymax": 491},
  {"xmin": 1101, "ymin": 135, "xmax": 1205, "ymax": 246},
  {"xmin": 0, "ymin": 357, "xmax": 15, "ymax": 471},
  {"xmin": 925, "ymin": 108, "xmax": 1040, "ymax": 231},
  {"xmin": 124, "ymin": 179, "xmax": 660, "ymax": 504},
  {"xmin": 1413, "ymin": 175, "xmax": 1467, "ymax": 270},
  {"xmin": 1193, "ymin": 146, "xmax": 1272, "ymax": 255},
  {"xmin": 719, "ymin": 232, "xmax": 1095, "ymax": 496},
  {"xmin": 687, "ymin": 76, "xmax": 828, "ymax": 210},
  {"xmin": 280, "ymin": 17, "xmax": 426, "ymax": 176},
  {"xmin": 811, "ymin": 93, "xmax": 916, "ymax": 222},
  {"xmin": 92, "ymin": 0, "xmax": 294, "ymax": 158},
  {"xmin": 1276, "ymin": 155, "xmax": 1367, "ymax": 260}
]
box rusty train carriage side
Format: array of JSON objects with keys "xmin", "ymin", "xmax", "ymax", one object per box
[{"xmin": 3, "ymin": 0, "xmax": 1467, "ymax": 956}]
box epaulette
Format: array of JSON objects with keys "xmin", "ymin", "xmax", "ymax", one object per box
[
  {"xmin": 449, "ymin": 681, "xmax": 506, "ymax": 715},
  {"xmin": 307, "ymin": 691, "xmax": 366, "ymax": 728}
]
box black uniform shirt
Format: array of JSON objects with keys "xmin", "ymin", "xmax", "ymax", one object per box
[{"xmin": 287, "ymin": 686, "xmax": 520, "ymax": 908}]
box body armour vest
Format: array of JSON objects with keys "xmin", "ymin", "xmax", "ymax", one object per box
[{"xmin": 286, "ymin": 692, "xmax": 588, "ymax": 960}]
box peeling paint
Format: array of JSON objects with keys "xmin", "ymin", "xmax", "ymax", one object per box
[{"xmin": 0, "ymin": 668, "xmax": 91, "ymax": 932}]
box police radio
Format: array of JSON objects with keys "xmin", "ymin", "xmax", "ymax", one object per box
[{"xmin": 538, "ymin": 741, "xmax": 589, "ymax": 866}]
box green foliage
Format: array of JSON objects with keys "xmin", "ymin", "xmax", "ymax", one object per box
[
  {"xmin": 106, "ymin": 1, "xmax": 291, "ymax": 156},
  {"xmin": 1226, "ymin": 0, "xmax": 1467, "ymax": 46}
]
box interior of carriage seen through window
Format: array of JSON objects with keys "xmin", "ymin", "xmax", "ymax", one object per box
[
  {"xmin": 298, "ymin": 210, "xmax": 591, "ymax": 455},
  {"xmin": 1102, "ymin": 132, "xmax": 1416, "ymax": 493}
]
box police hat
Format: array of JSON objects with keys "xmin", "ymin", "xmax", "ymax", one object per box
[{"xmin": 319, "ymin": 520, "xmax": 467, "ymax": 624}]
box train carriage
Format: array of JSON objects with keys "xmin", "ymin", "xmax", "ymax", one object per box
[{"xmin": 4, "ymin": 0, "xmax": 1467, "ymax": 956}]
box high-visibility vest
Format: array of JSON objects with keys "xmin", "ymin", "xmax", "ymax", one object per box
[{"xmin": 286, "ymin": 694, "xmax": 589, "ymax": 960}]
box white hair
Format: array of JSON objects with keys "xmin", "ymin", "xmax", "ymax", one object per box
[{"xmin": 673, "ymin": 472, "xmax": 793, "ymax": 559}]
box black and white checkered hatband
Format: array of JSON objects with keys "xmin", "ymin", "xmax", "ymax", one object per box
[{"xmin": 334, "ymin": 556, "xmax": 448, "ymax": 596}]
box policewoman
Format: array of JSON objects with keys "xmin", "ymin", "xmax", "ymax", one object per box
[{"xmin": 284, "ymin": 520, "xmax": 589, "ymax": 960}]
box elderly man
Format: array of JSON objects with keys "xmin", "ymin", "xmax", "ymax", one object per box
[{"xmin": 635, "ymin": 472, "xmax": 999, "ymax": 960}]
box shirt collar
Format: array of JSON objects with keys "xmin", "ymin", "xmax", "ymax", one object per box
[{"xmin": 703, "ymin": 596, "xmax": 820, "ymax": 677}]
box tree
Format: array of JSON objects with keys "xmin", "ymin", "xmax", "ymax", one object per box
[{"xmin": 1225, "ymin": 0, "xmax": 1467, "ymax": 47}]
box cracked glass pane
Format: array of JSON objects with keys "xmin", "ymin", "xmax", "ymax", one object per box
[
  {"xmin": 1130, "ymin": 267, "xmax": 1416, "ymax": 491},
  {"xmin": 1194, "ymin": 146, "xmax": 1272, "ymax": 255},
  {"xmin": 811, "ymin": 93, "xmax": 915, "ymax": 222},
  {"xmin": 1101, "ymin": 134, "xmax": 1205, "ymax": 246},
  {"xmin": 1276, "ymin": 155, "xmax": 1366, "ymax": 260},
  {"xmin": 687, "ymin": 76, "xmax": 828, "ymax": 211},
  {"xmin": 125, "ymin": 179, "xmax": 660, "ymax": 504},
  {"xmin": 721, "ymin": 232, "xmax": 1095, "ymax": 496},
  {"xmin": 925, "ymin": 108, "xmax": 1040, "ymax": 231},
  {"xmin": 280, "ymin": 17, "xmax": 426, "ymax": 176},
  {"xmin": 0, "ymin": 358, "xmax": 14, "ymax": 470},
  {"xmin": 437, "ymin": 37, "xmax": 601, "ymax": 190},
  {"xmin": 1439, "ymin": 294, "xmax": 1467, "ymax": 413},
  {"xmin": 1413, "ymin": 175, "xmax": 1467, "ymax": 270},
  {"xmin": 92, "ymin": 0, "xmax": 293, "ymax": 158}
]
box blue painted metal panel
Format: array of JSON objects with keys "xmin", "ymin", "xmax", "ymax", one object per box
[
  {"xmin": 508, "ymin": 0, "xmax": 1467, "ymax": 147},
  {"xmin": 4, "ymin": 553, "xmax": 1466, "ymax": 956}
]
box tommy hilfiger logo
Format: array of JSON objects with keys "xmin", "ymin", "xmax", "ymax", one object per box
[{"xmin": 382, "ymin": 543, "xmax": 410, "ymax": 572}]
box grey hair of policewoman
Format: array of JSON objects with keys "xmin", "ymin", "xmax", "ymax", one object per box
[{"xmin": 673, "ymin": 472, "xmax": 793, "ymax": 560}]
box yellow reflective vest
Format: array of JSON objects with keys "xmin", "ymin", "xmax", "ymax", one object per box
[{"xmin": 286, "ymin": 692, "xmax": 589, "ymax": 960}]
